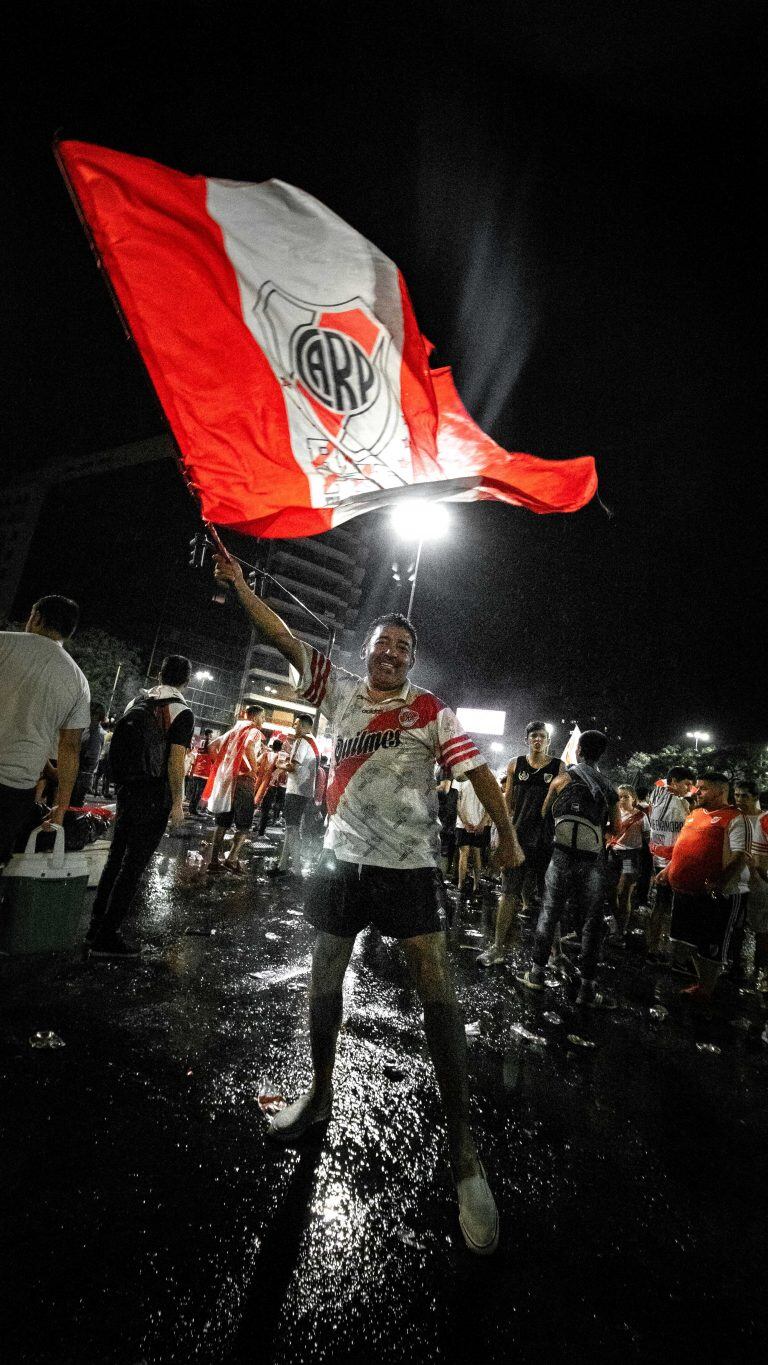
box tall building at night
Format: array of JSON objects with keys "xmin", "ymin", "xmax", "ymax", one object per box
[{"xmin": 3, "ymin": 435, "xmax": 371, "ymax": 738}]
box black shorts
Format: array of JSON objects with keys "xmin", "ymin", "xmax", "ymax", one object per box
[
  {"xmin": 214, "ymin": 777, "xmax": 255, "ymax": 831},
  {"xmin": 502, "ymin": 843, "xmax": 550, "ymax": 896},
  {"xmin": 304, "ymin": 852, "xmax": 447, "ymax": 939},
  {"xmin": 0, "ymin": 782, "xmax": 38, "ymax": 867},
  {"xmin": 456, "ymin": 829, "xmax": 484, "ymax": 849},
  {"xmin": 284, "ymin": 793, "xmax": 310, "ymax": 828},
  {"xmin": 670, "ymin": 890, "xmax": 746, "ymax": 965}
]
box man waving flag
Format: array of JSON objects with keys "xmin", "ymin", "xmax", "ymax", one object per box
[{"xmin": 56, "ymin": 140, "xmax": 597, "ymax": 538}]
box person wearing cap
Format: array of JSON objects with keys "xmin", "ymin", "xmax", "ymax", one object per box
[
  {"xmin": 659, "ymin": 772, "xmax": 751, "ymax": 1002},
  {"xmin": 478, "ymin": 721, "xmax": 564, "ymax": 967}
]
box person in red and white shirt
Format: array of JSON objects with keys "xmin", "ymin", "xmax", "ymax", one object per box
[
  {"xmin": 268, "ymin": 714, "xmax": 319, "ymax": 878},
  {"xmin": 658, "ymin": 772, "xmax": 751, "ymax": 1001},
  {"xmin": 734, "ymin": 780, "xmax": 768, "ymax": 990},
  {"xmin": 214, "ymin": 552, "xmax": 523, "ymax": 1257}
]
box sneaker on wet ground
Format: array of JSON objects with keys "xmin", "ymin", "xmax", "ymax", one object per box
[
  {"xmin": 576, "ymin": 980, "xmax": 616, "ymax": 1009},
  {"xmin": 516, "ymin": 968, "xmax": 545, "ymax": 992},
  {"xmin": 88, "ymin": 932, "xmax": 140, "ymax": 959},
  {"xmin": 267, "ymin": 1089, "xmax": 333, "ymax": 1141},
  {"xmin": 456, "ymin": 1163, "xmax": 499, "ymax": 1256},
  {"xmin": 477, "ymin": 945, "xmax": 505, "ymax": 967}
]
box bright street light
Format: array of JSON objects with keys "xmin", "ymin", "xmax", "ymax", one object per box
[
  {"xmin": 389, "ymin": 499, "xmax": 451, "ymax": 543},
  {"xmin": 686, "ymin": 730, "xmax": 711, "ymax": 752},
  {"xmin": 194, "ymin": 670, "xmax": 214, "ymax": 683},
  {"xmin": 388, "ymin": 499, "xmax": 451, "ymax": 618},
  {"xmin": 545, "ymin": 723, "xmax": 555, "ymax": 736},
  {"xmin": 490, "ymin": 741, "xmax": 505, "ymax": 753}
]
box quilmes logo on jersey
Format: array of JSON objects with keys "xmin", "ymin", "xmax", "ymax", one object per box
[
  {"xmin": 335, "ymin": 728, "xmax": 402, "ymax": 763},
  {"xmin": 250, "ymin": 283, "xmax": 401, "ymax": 466}
]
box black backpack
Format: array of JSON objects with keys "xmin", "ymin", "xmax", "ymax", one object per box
[
  {"xmin": 109, "ymin": 696, "xmax": 170, "ymax": 784},
  {"xmin": 552, "ymin": 767, "xmax": 612, "ymax": 855}
]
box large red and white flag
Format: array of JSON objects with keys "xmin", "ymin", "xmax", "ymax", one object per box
[{"xmin": 56, "ymin": 140, "xmax": 597, "ymax": 537}]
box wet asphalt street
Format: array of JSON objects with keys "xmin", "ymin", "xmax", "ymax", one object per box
[{"xmin": 2, "ymin": 819, "xmax": 767, "ymax": 1365}]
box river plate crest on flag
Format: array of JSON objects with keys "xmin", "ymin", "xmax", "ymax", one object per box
[
  {"xmin": 55, "ymin": 140, "xmax": 598, "ymax": 538},
  {"xmin": 250, "ymin": 285, "xmax": 411, "ymax": 504}
]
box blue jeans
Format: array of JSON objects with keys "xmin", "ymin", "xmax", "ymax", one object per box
[{"xmin": 532, "ymin": 845, "xmax": 606, "ymax": 980}]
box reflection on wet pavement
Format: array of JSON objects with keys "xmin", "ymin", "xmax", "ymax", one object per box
[{"xmin": 1, "ymin": 824, "xmax": 767, "ymax": 1362}]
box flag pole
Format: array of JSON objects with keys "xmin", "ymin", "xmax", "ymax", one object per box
[{"xmin": 406, "ymin": 536, "xmax": 423, "ymax": 619}]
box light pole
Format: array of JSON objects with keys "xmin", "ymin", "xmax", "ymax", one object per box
[
  {"xmin": 686, "ymin": 730, "xmax": 711, "ymax": 753},
  {"xmin": 389, "ymin": 499, "xmax": 451, "ymax": 619}
]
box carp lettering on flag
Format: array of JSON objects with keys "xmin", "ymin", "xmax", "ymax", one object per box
[{"xmin": 56, "ymin": 139, "xmax": 597, "ymax": 538}]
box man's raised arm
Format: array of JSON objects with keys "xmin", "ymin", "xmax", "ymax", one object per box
[{"xmin": 214, "ymin": 555, "xmax": 305, "ymax": 672}]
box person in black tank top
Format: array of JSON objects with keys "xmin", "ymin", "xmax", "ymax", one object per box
[{"xmin": 478, "ymin": 722, "xmax": 564, "ymax": 967}]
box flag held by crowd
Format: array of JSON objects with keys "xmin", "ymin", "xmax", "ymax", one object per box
[{"xmin": 56, "ymin": 140, "xmax": 598, "ymax": 538}]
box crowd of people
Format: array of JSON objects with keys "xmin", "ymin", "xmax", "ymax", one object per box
[{"xmin": 2, "ymin": 582, "xmax": 767, "ymax": 1257}]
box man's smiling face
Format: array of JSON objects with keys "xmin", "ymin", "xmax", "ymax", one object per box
[{"xmin": 364, "ymin": 623, "xmax": 414, "ymax": 693}]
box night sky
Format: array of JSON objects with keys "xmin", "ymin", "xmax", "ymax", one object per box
[{"xmin": 6, "ymin": 3, "xmax": 765, "ymax": 755}]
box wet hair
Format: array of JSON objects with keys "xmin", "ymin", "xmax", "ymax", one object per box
[
  {"xmin": 295, "ymin": 714, "xmax": 313, "ymax": 729},
  {"xmin": 244, "ymin": 704, "xmax": 264, "ymax": 720},
  {"xmin": 159, "ymin": 654, "xmax": 191, "ymax": 687},
  {"xmin": 666, "ymin": 765, "xmax": 696, "ymax": 784},
  {"xmin": 32, "ymin": 595, "xmax": 80, "ymax": 638},
  {"xmin": 578, "ymin": 730, "xmax": 608, "ymax": 763},
  {"xmin": 734, "ymin": 778, "xmax": 759, "ymax": 797},
  {"xmin": 526, "ymin": 720, "xmax": 548, "ymax": 738},
  {"xmin": 270, "ymin": 738, "xmax": 283, "ymax": 752},
  {"xmin": 362, "ymin": 612, "xmax": 417, "ymax": 656},
  {"xmin": 699, "ymin": 771, "xmax": 730, "ymax": 787},
  {"xmin": 203, "ymin": 728, "xmax": 213, "ymax": 735}
]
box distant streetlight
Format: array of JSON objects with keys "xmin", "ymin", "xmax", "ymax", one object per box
[
  {"xmin": 389, "ymin": 499, "xmax": 451, "ymax": 618},
  {"xmin": 545, "ymin": 723, "xmax": 555, "ymax": 736},
  {"xmin": 686, "ymin": 730, "xmax": 711, "ymax": 752},
  {"xmin": 194, "ymin": 670, "xmax": 214, "ymax": 684},
  {"xmin": 490, "ymin": 742, "xmax": 505, "ymax": 754}
]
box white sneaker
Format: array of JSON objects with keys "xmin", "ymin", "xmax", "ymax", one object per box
[
  {"xmin": 457, "ymin": 1163, "xmax": 499, "ymax": 1255},
  {"xmin": 267, "ymin": 1089, "xmax": 333, "ymax": 1141},
  {"xmin": 477, "ymin": 945, "xmax": 505, "ymax": 967}
]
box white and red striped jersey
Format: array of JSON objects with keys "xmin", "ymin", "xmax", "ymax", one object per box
[
  {"xmin": 750, "ymin": 811, "xmax": 768, "ymax": 862},
  {"xmin": 294, "ymin": 643, "xmax": 484, "ymax": 868},
  {"xmin": 649, "ymin": 782, "xmax": 691, "ymax": 870}
]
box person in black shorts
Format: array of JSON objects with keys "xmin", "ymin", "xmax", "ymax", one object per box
[
  {"xmin": 214, "ymin": 552, "xmax": 524, "ymax": 1256},
  {"xmin": 478, "ymin": 721, "xmax": 564, "ymax": 966}
]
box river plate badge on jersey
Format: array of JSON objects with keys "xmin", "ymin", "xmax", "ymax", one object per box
[{"xmin": 251, "ymin": 284, "xmax": 410, "ymax": 504}]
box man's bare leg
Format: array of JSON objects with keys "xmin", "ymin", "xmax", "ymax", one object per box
[
  {"xmin": 403, "ymin": 932, "xmax": 479, "ymax": 1180},
  {"xmin": 208, "ymin": 825, "xmax": 227, "ymax": 869},
  {"xmin": 269, "ymin": 931, "xmax": 355, "ymax": 1136},
  {"xmin": 224, "ymin": 829, "xmax": 248, "ymax": 869}
]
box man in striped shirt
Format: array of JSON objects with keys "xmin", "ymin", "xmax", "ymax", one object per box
[{"xmin": 214, "ymin": 553, "xmax": 523, "ymax": 1256}]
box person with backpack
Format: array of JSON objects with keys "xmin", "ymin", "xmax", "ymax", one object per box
[
  {"xmin": 268, "ymin": 714, "xmax": 319, "ymax": 879},
  {"xmin": 517, "ymin": 730, "xmax": 621, "ymax": 1006},
  {"xmin": 86, "ymin": 655, "xmax": 194, "ymax": 958}
]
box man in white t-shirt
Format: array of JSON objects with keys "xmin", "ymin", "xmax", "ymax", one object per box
[
  {"xmin": 0, "ymin": 595, "xmax": 90, "ymax": 867},
  {"xmin": 214, "ymin": 552, "xmax": 524, "ymax": 1256},
  {"xmin": 645, "ymin": 765, "xmax": 695, "ymax": 964},
  {"xmin": 269, "ymin": 714, "xmax": 318, "ymax": 878}
]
